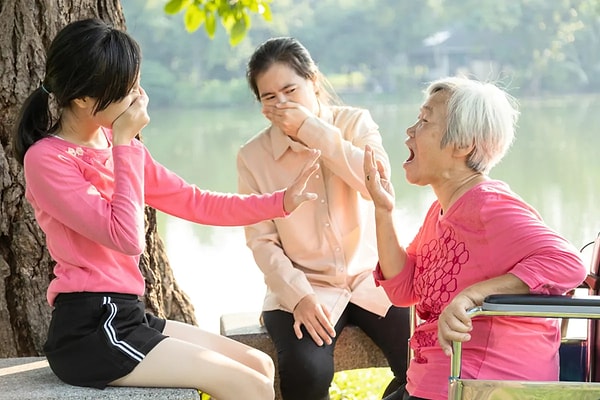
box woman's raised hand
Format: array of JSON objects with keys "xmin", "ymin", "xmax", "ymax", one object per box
[
  {"xmin": 283, "ymin": 149, "xmax": 320, "ymax": 214},
  {"xmin": 363, "ymin": 145, "xmax": 395, "ymax": 211},
  {"xmin": 262, "ymin": 101, "xmax": 313, "ymax": 139}
]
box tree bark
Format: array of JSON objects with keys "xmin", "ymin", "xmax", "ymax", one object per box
[{"xmin": 0, "ymin": 0, "xmax": 196, "ymax": 358}]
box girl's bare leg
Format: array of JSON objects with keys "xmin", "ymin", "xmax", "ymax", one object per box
[
  {"xmin": 109, "ymin": 320, "xmax": 275, "ymax": 400},
  {"xmin": 163, "ymin": 320, "xmax": 275, "ymax": 380}
]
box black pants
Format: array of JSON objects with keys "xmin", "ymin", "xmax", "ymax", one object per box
[{"xmin": 262, "ymin": 303, "xmax": 410, "ymax": 400}]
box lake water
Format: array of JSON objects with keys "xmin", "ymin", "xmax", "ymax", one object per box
[{"xmin": 143, "ymin": 95, "xmax": 600, "ymax": 333}]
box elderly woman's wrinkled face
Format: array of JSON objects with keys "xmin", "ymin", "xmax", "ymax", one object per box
[{"xmin": 403, "ymin": 90, "xmax": 455, "ymax": 186}]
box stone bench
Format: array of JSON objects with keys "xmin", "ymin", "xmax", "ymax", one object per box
[
  {"xmin": 0, "ymin": 356, "xmax": 200, "ymax": 399},
  {"xmin": 220, "ymin": 312, "xmax": 389, "ymax": 400}
]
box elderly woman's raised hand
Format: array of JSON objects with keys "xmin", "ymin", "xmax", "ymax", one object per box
[{"xmin": 363, "ymin": 145, "xmax": 395, "ymax": 211}]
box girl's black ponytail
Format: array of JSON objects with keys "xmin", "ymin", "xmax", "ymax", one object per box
[
  {"xmin": 13, "ymin": 85, "xmax": 55, "ymax": 165},
  {"xmin": 12, "ymin": 18, "xmax": 141, "ymax": 165}
]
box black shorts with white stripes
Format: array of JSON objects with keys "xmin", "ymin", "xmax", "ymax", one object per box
[{"xmin": 44, "ymin": 292, "xmax": 167, "ymax": 388}]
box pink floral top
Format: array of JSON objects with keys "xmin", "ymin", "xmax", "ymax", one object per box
[{"xmin": 374, "ymin": 180, "xmax": 587, "ymax": 400}]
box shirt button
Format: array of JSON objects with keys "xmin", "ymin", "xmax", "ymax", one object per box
[
  {"xmin": 335, "ymin": 247, "xmax": 341, "ymax": 252},
  {"xmin": 315, "ymin": 174, "xmax": 320, "ymax": 179},
  {"xmin": 325, "ymin": 223, "xmax": 330, "ymax": 227},
  {"xmin": 320, "ymin": 199, "xmax": 325, "ymax": 203}
]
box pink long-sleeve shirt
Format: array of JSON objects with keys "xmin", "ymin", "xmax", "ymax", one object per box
[
  {"xmin": 24, "ymin": 130, "xmax": 288, "ymax": 306},
  {"xmin": 374, "ymin": 180, "xmax": 587, "ymax": 400}
]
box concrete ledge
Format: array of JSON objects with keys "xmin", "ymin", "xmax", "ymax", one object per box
[
  {"xmin": 0, "ymin": 357, "xmax": 201, "ymax": 400},
  {"xmin": 220, "ymin": 312, "xmax": 389, "ymax": 400}
]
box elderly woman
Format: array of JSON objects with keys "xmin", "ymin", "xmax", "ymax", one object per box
[{"xmin": 364, "ymin": 76, "xmax": 587, "ymax": 400}]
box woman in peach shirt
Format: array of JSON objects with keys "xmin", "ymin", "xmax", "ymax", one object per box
[{"xmin": 237, "ymin": 37, "xmax": 410, "ymax": 400}]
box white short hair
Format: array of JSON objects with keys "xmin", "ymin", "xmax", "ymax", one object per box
[{"xmin": 426, "ymin": 77, "xmax": 519, "ymax": 174}]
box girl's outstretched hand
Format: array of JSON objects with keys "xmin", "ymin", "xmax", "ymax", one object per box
[
  {"xmin": 283, "ymin": 149, "xmax": 320, "ymax": 213},
  {"xmin": 363, "ymin": 144, "xmax": 395, "ymax": 211}
]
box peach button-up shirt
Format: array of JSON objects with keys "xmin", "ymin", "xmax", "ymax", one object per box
[{"xmin": 237, "ymin": 105, "xmax": 393, "ymax": 323}]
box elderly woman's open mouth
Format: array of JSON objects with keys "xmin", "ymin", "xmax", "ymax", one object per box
[{"xmin": 405, "ymin": 148, "xmax": 415, "ymax": 163}]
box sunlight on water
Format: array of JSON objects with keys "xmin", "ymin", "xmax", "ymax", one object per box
[
  {"xmin": 165, "ymin": 220, "xmax": 265, "ymax": 332},
  {"xmin": 166, "ymin": 204, "xmax": 429, "ymax": 333}
]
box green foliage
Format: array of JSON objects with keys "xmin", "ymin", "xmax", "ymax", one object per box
[
  {"xmin": 163, "ymin": 0, "xmax": 272, "ymax": 46},
  {"xmin": 330, "ymin": 368, "xmax": 394, "ymax": 400},
  {"xmin": 327, "ymin": 71, "xmax": 368, "ymax": 93},
  {"xmin": 199, "ymin": 391, "xmax": 211, "ymax": 400},
  {"xmin": 427, "ymin": 0, "xmax": 600, "ymax": 93},
  {"xmin": 121, "ymin": 0, "xmax": 600, "ymax": 110},
  {"xmin": 193, "ymin": 368, "xmax": 394, "ymax": 400},
  {"xmin": 174, "ymin": 78, "xmax": 253, "ymax": 107},
  {"xmin": 141, "ymin": 60, "xmax": 179, "ymax": 106}
]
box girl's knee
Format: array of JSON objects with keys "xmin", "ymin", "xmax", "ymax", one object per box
[
  {"xmin": 257, "ymin": 379, "xmax": 275, "ymax": 400},
  {"xmin": 253, "ymin": 350, "xmax": 275, "ymax": 379},
  {"xmin": 235, "ymin": 372, "xmax": 274, "ymax": 400}
]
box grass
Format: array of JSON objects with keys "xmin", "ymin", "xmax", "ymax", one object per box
[
  {"xmin": 199, "ymin": 367, "xmax": 393, "ymax": 399},
  {"xmin": 330, "ymin": 367, "xmax": 394, "ymax": 399}
]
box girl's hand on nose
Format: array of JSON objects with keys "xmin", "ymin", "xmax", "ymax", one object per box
[{"xmin": 112, "ymin": 87, "xmax": 150, "ymax": 146}]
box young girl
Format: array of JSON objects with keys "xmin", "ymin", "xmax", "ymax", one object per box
[{"xmin": 13, "ymin": 18, "xmax": 319, "ymax": 400}]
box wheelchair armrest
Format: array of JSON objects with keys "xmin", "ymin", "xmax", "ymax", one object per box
[
  {"xmin": 482, "ymin": 294, "xmax": 600, "ymax": 316},
  {"xmin": 451, "ymin": 293, "xmax": 600, "ymax": 382}
]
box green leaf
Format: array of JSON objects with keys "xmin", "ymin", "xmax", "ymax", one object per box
[
  {"xmin": 217, "ymin": 0, "xmax": 232, "ymax": 15},
  {"xmin": 184, "ymin": 4, "xmax": 205, "ymax": 32},
  {"xmin": 260, "ymin": 3, "xmax": 272, "ymax": 22},
  {"xmin": 204, "ymin": 11, "xmax": 217, "ymax": 38},
  {"xmin": 164, "ymin": 0, "xmax": 190, "ymax": 15},
  {"xmin": 229, "ymin": 30, "xmax": 247, "ymax": 47},
  {"xmin": 222, "ymin": 13, "xmax": 236, "ymax": 31},
  {"xmin": 229, "ymin": 14, "xmax": 248, "ymax": 46},
  {"xmin": 164, "ymin": 0, "xmax": 273, "ymax": 44},
  {"xmin": 204, "ymin": 1, "xmax": 218, "ymax": 13}
]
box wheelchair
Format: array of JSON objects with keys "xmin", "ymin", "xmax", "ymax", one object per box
[{"xmin": 448, "ymin": 235, "xmax": 600, "ymax": 400}]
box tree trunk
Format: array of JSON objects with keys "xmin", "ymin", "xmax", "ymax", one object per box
[{"xmin": 0, "ymin": 0, "xmax": 196, "ymax": 358}]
